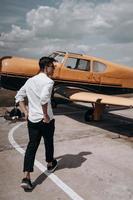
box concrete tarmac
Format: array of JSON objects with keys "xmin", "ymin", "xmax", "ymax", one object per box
[{"xmin": 0, "ymin": 101, "xmax": 133, "ymax": 200}]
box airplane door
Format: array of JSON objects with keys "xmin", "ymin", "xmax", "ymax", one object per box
[
  {"xmin": 91, "ymin": 61, "xmax": 107, "ymax": 83},
  {"xmin": 59, "ymin": 57, "xmax": 92, "ymax": 83}
]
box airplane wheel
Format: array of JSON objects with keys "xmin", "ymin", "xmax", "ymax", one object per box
[
  {"xmin": 52, "ymin": 99, "xmax": 57, "ymax": 108},
  {"xmin": 84, "ymin": 108, "xmax": 94, "ymax": 122}
]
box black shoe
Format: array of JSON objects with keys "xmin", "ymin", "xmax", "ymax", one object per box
[
  {"xmin": 20, "ymin": 178, "xmax": 33, "ymax": 190},
  {"xmin": 47, "ymin": 159, "xmax": 58, "ymax": 173}
]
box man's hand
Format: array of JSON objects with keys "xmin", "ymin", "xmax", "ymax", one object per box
[
  {"xmin": 19, "ymin": 101, "xmax": 28, "ymax": 121},
  {"xmin": 24, "ymin": 110, "xmax": 28, "ymax": 120},
  {"xmin": 43, "ymin": 114, "xmax": 50, "ymax": 123}
]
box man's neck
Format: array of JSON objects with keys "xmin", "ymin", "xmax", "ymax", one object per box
[{"xmin": 39, "ymin": 71, "xmax": 50, "ymax": 78}]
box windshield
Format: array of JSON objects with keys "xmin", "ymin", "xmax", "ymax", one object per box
[{"xmin": 49, "ymin": 53, "xmax": 65, "ymax": 63}]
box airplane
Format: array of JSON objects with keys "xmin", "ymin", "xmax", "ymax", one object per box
[{"xmin": 0, "ymin": 51, "xmax": 133, "ymax": 121}]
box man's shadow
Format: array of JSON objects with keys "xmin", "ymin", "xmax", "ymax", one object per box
[
  {"xmin": 56, "ymin": 151, "xmax": 92, "ymax": 170},
  {"xmin": 24, "ymin": 173, "xmax": 47, "ymax": 192},
  {"xmin": 25, "ymin": 151, "xmax": 92, "ymax": 192}
]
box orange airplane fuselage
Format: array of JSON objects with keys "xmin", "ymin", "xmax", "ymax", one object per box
[{"xmin": 0, "ymin": 51, "xmax": 133, "ymax": 95}]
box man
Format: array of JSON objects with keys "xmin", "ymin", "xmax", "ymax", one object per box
[{"xmin": 15, "ymin": 57, "xmax": 57, "ymax": 190}]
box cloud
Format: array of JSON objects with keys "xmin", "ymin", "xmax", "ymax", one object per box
[
  {"xmin": 25, "ymin": 1, "xmax": 112, "ymax": 39},
  {"xmin": 1, "ymin": 25, "xmax": 33, "ymax": 42},
  {"xmin": 97, "ymin": 0, "xmax": 133, "ymax": 43},
  {"xmin": 0, "ymin": 0, "xmax": 133, "ymax": 66}
]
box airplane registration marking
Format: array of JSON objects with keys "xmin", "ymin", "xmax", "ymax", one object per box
[{"xmin": 8, "ymin": 122, "xmax": 85, "ymax": 200}]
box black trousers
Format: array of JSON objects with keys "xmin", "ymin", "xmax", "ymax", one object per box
[{"xmin": 23, "ymin": 119, "xmax": 55, "ymax": 172}]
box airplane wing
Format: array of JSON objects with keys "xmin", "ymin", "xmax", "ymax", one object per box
[
  {"xmin": 69, "ymin": 91, "xmax": 133, "ymax": 107},
  {"xmin": 56, "ymin": 86, "xmax": 133, "ymax": 121},
  {"xmin": 55, "ymin": 86, "xmax": 133, "ymax": 107}
]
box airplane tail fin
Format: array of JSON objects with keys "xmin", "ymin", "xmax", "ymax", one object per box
[
  {"xmin": 0, "ymin": 56, "xmax": 12, "ymax": 88},
  {"xmin": 0, "ymin": 56, "xmax": 12, "ymax": 73}
]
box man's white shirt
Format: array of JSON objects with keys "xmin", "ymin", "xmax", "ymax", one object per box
[{"xmin": 15, "ymin": 73, "xmax": 54, "ymax": 123}]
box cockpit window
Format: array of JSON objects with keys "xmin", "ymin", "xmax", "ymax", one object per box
[
  {"xmin": 77, "ymin": 59, "xmax": 90, "ymax": 71},
  {"xmin": 49, "ymin": 53, "xmax": 64, "ymax": 63},
  {"xmin": 65, "ymin": 57, "xmax": 90, "ymax": 71},
  {"xmin": 64, "ymin": 57, "xmax": 77, "ymax": 69},
  {"xmin": 93, "ymin": 61, "xmax": 107, "ymax": 72}
]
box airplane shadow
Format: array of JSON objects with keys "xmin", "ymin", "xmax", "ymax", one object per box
[
  {"xmin": 53, "ymin": 98, "xmax": 133, "ymax": 137},
  {"xmin": 24, "ymin": 151, "xmax": 91, "ymax": 192},
  {"xmin": 88, "ymin": 113, "xmax": 133, "ymax": 137}
]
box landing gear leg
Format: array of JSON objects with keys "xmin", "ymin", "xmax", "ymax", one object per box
[
  {"xmin": 84, "ymin": 103, "xmax": 105, "ymax": 122},
  {"xmin": 93, "ymin": 103, "xmax": 105, "ymax": 121}
]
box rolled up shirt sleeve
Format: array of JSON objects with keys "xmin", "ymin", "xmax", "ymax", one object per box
[
  {"xmin": 40, "ymin": 82, "xmax": 54, "ymax": 105},
  {"xmin": 15, "ymin": 83, "xmax": 27, "ymax": 103}
]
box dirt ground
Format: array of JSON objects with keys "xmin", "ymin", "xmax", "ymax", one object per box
[{"xmin": 0, "ymin": 89, "xmax": 16, "ymax": 116}]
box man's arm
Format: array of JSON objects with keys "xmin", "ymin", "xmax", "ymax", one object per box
[
  {"xmin": 15, "ymin": 83, "xmax": 28, "ymax": 120},
  {"xmin": 40, "ymin": 82, "xmax": 54, "ymax": 123},
  {"xmin": 19, "ymin": 101, "xmax": 28, "ymax": 120},
  {"xmin": 42, "ymin": 103, "xmax": 50, "ymax": 123}
]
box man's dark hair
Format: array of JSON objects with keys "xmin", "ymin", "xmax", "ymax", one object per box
[{"xmin": 39, "ymin": 56, "xmax": 56, "ymax": 70}]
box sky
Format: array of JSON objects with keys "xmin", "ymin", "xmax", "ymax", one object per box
[{"xmin": 0, "ymin": 0, "xmax": 133, "ymax": 67}]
